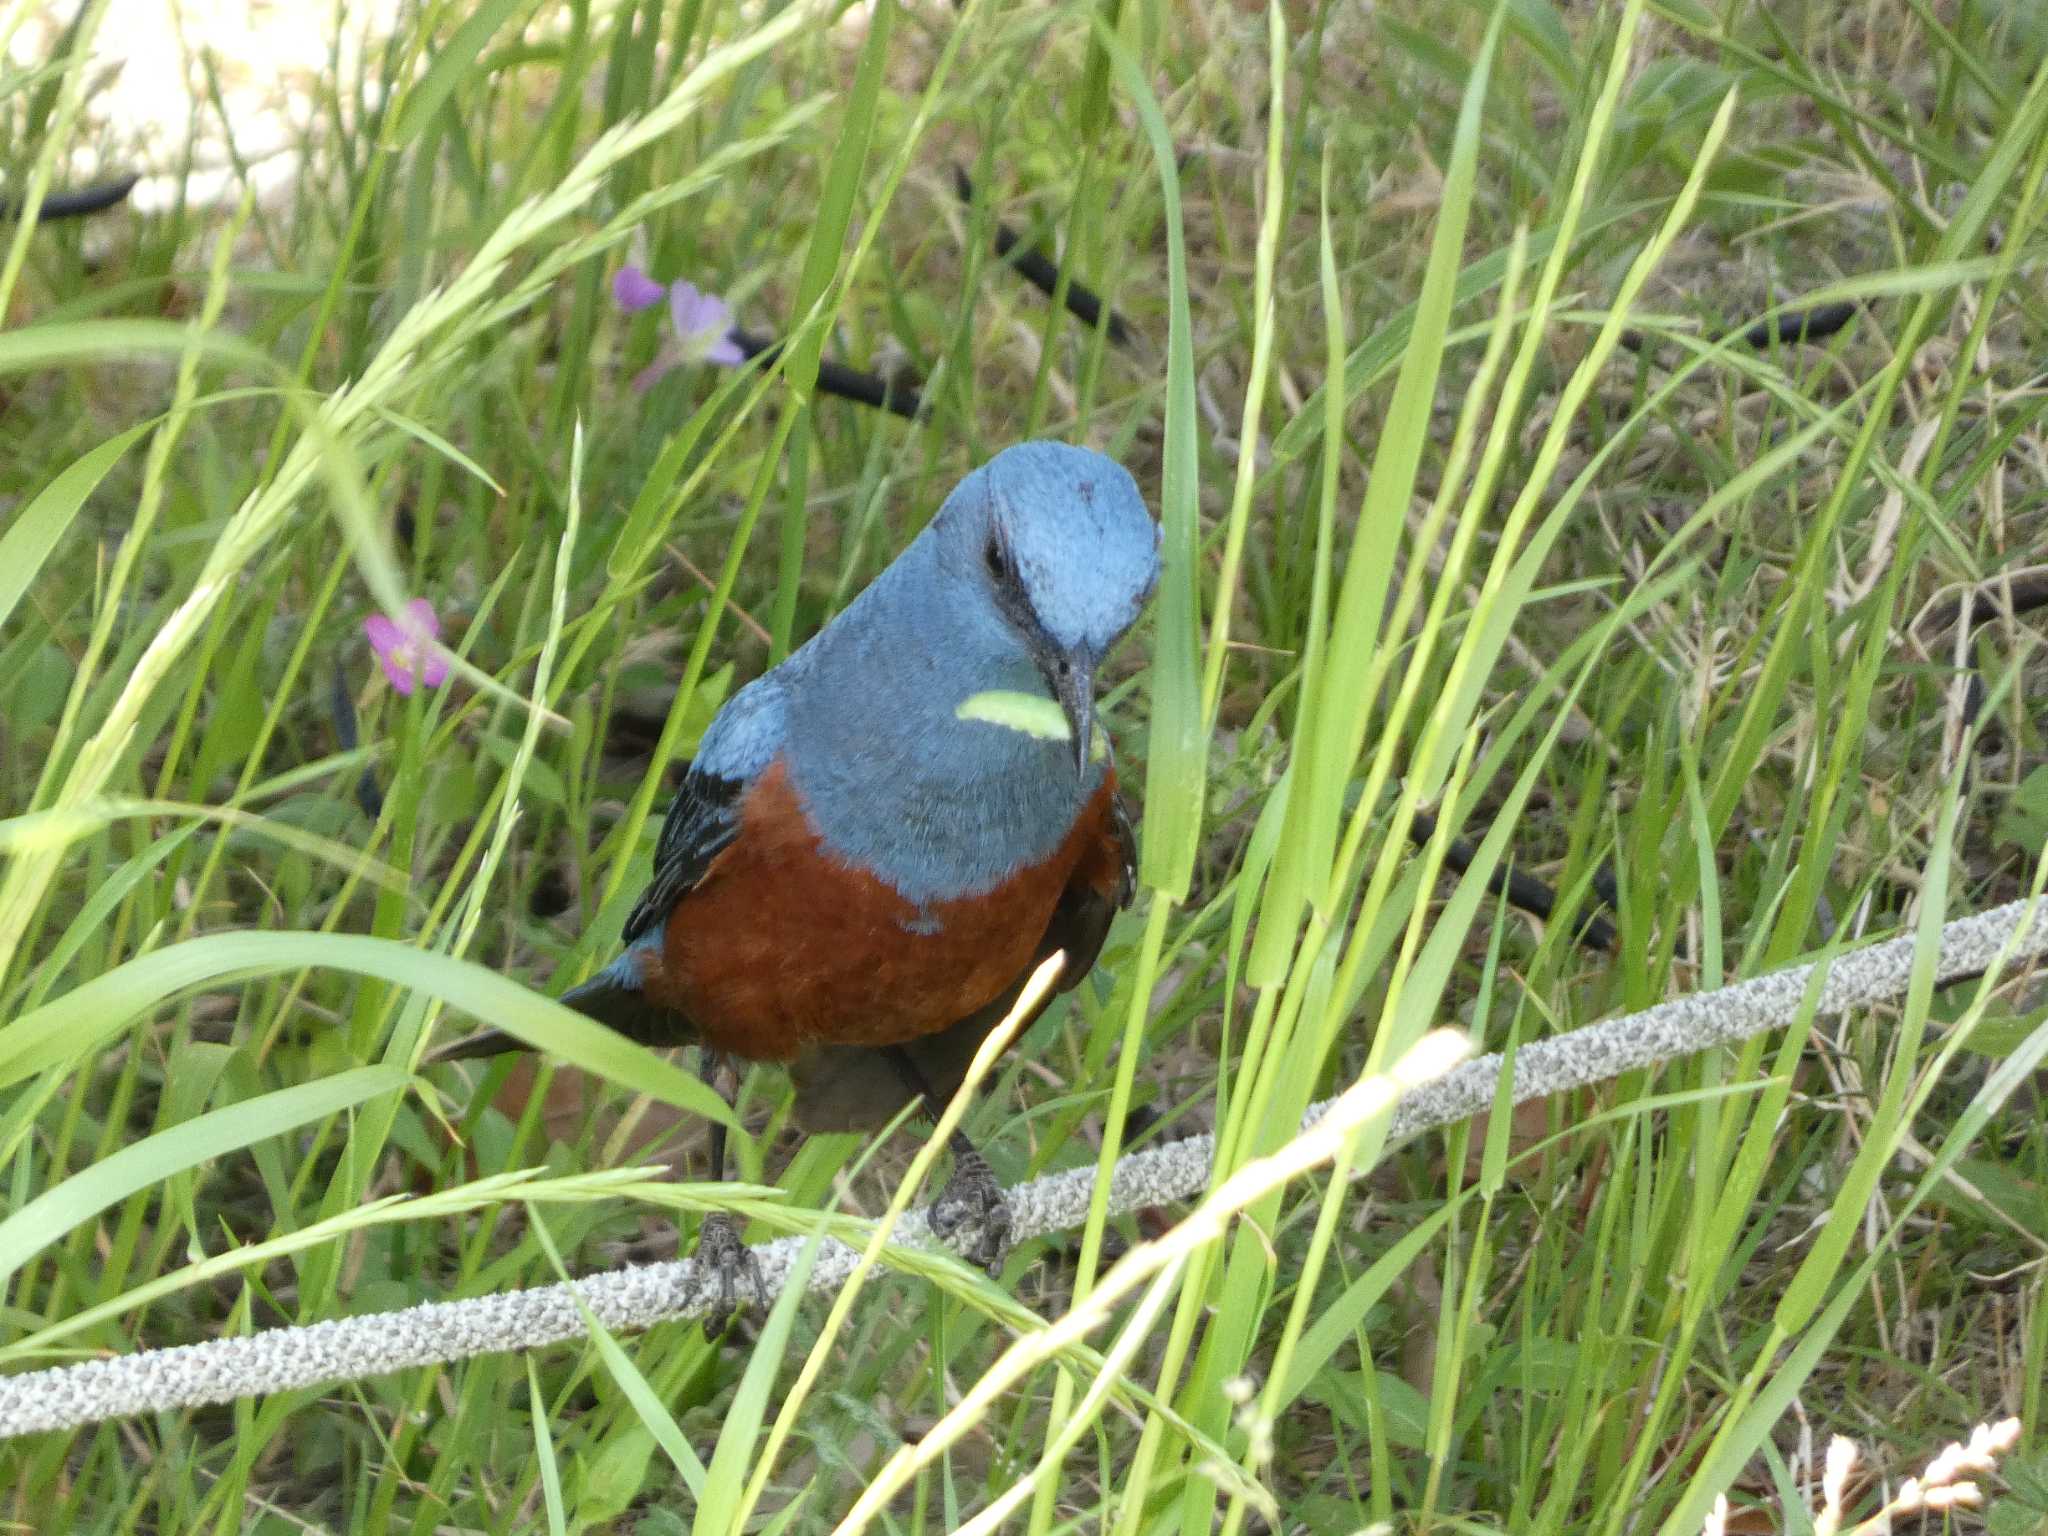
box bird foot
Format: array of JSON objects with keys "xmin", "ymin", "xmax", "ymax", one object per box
[
  {"xmin": 930, "ymin": 1147, "xmax": 1013, "ymax": 1278},
  {"xmin": 693, "ymin": 1212, "xmax": 762, "ymax": 1337}
]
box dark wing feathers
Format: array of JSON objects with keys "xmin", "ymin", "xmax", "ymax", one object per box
[
  {"xmin": 620, "ymin": 770, "xmax": 746, "ymax": 946},
  {"xmin": 1060, "ymin": 791, "xmax": 1135, "ymax": 980}
]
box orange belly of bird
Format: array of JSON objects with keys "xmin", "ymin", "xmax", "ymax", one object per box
[{"xmin": 648, "ymin": 759, "xmax": 1119, "ymax": 1061}]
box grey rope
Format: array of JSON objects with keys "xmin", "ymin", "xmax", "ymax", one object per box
[{"xmin": 0, "ymin": 897, "xmax": 2039, "ymax": 1441}]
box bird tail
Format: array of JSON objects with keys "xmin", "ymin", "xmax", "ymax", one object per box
[{"xmin": 424, "ymin": 949, "xmax": 688, "ymax": 1065}]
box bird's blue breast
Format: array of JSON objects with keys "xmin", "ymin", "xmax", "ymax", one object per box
[{"xmin": 772, "ymin": 540, "xmax": 1102, "ymax": 909}]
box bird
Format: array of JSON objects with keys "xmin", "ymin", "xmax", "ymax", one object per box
[{"xmin": 433, "ymin": 440, "xmax": 1161, "ymax": 1321}]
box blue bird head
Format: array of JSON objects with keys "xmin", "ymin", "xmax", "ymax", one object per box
[{"xmin": 933, "ymin": 441, "xmax": 1161, "ymax": 773}]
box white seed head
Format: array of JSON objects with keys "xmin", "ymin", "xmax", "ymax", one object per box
[
  {"xmin": 1924, "ymin": 1443, "xmax": 1967, "ymax": 1485},
  {"xmin": 1822, "ymin": 1433, "xmax": 1859, "ymax": 1516},
  {"xmin": 1826, "ymin": 1433, "xmax": 1875, "ymax": 1536},
  {"xmin": 1976, "ymin": 1416, "xmax": 2022, "ymax": 1457}
]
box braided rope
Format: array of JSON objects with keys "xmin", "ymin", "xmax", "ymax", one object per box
[{"xmin": 0, "ymin": 897, "xmax": 2039, "ymax": 1440}]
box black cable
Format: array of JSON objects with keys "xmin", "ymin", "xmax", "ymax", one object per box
[
  {"xmin": 1733, "ymin": 299, "xmax": 1859, "ymax": 349},
  {"xmin": 951, "ymin": 165, "xmax": 1134, "ymax": 347},
  {"xmin": 1412, "ymin": 808, "xmax": 1619, "ymax": 952},
  {"xmin": 328, "ymin": 661, "xmax": 387, "ymax": 820},
  {"xmin": 0, "ymin": 173, "xmax": 139, "ymax": 221},
  {"xmin": 1622, "ymin": 296, "xmax": 1862, "ymax": 356},
  {"xmin": 727, "ymin": 328, "xmax": 923, "ymax": 419}
]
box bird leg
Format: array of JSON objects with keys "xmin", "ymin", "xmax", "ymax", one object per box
[
  {"xmin": 887, "ymin": 1047, "xmax": 1014, "ymax": 1277},
  {"xmin": 695, "ymin": 1048, "xmax": 762, "ymax": 1336}
]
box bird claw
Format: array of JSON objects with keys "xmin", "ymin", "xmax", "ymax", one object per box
[
  {"xmin": 694, "ymin": 1212, "xmax": 761, "ymax": 1337},
  {"xmin": 930, "ymin": 1148, "xmax": 1013, "ymax": 1278}
]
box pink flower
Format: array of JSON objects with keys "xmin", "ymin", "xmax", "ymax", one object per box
[
  {"xmin": 613, "ymin": 265, "xmax": 744, "ymax": 391},
  {"xmin": 362, "ymin": 598, "xmax": 449, "ymax": 696}
]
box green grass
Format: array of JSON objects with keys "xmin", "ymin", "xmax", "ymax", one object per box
[{"xmin": 4, "ymin": 0, "xmax": 2048, "ymax": 1530}]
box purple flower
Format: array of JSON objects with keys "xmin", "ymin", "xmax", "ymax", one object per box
[
  {"xmin": 613, "ymin": 265, "xmax": 744, "ymax": 391},
  {"xmin": 668, "ymin": 282, "xmax": 744, "ymax": 366},
  {"xmin": 612, "ymin": 265, "xmax": 667, "ymax": 313},
  {"xmin": 363, "ymin": 598, "xmax": 449, "ymax": 696}
]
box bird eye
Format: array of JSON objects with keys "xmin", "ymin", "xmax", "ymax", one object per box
[{"xmin": 985, "ymin": 540, "xmax": 1008, "ymax": 579}]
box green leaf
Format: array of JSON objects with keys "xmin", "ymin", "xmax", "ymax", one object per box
[
  {"xmin": 1935, "ymin": 1157, "xmax": 2048, "ymax": 1235},
  {"xmin": 1302, "ymin": 1368, "xmax": 1430, "ymax": 1450},
  {"xmin": 1958, "ymin": 1002, "xmax": 2048, "ymax": 1059},
  {"xmin": 692, "ymin": 1231, "xmax": 824, "ymax": 1536},
  {"xmin": 1995, "ymin": 766, "xmax": 2048, "ymax": 853},
  {"xmin": 0, "ymin": 425, "xmax": 151, "ymax": 635},
  {"xmin": 481, "ymin": 732, "xmax": 569, "ymax": 806},
  {"xmin": 527, "ymin": 1356, "xmax": 569, "ymax": 1533},
  {"xmin": 0, "ymin": 318, "xmax": 274, "ymax": 378},
  {"xmin": 575, "ymin": 1425, "xmax": 659, "ymax": 1524},
  {"xmin": 4, "ymin": 644, "xmax": 73, "ymax": 736},
  {"xmin": 0, "ymin": 930, "xmax": 735, "ymax": 1133},
  {"xmin": 1279, "ymin": 1204, "xmax": 1455, "ymax": 1404},
  {"xmin": 531, "ymin": 1214, "xmax": 708, "ymax": 1502},
  {"xmin": 1096, "ymin": 20, "xmax": 1202, "ymax": 901},
  {"xmin": 0, "ymin": 1065, "xmax": 408, "ymax": 1288},
  {"xmin": 0, "ymin": 797, "xmax": 413, "ymax": 894},
  {"xmin": 394, "ymin": 0, "xmax": 539, "ymax": 143},
  {"xmin": 764, "ymin": 0, "xmax": 893, "ymax": 657}
]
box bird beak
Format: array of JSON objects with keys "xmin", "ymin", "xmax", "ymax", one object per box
[{"xmin": 1053, "ymin": 652, "xmax": 1095, "ymax": 776}]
